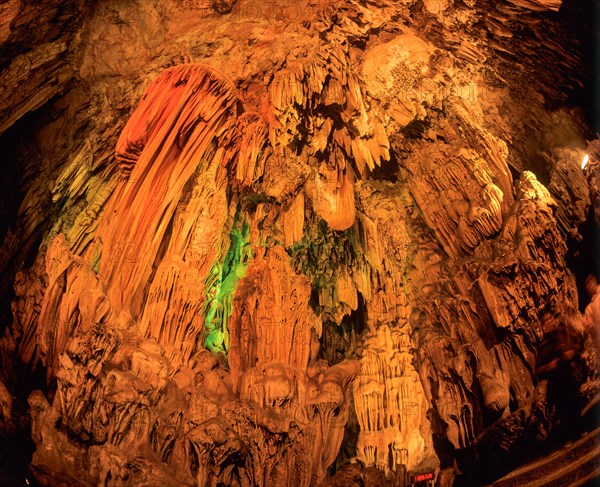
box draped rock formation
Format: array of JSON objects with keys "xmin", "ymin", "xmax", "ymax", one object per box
[{"xmin": 0, "ymin": 0, "xmax": 597, "ymax": 485}]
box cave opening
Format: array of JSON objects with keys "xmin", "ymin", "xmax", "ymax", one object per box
[
  {"xmin": 0, "ymin": 105, "xmax": 54, "ymax": 487},
  {"xmin": 566, "ymin": 202, "xmax": 600, "ymax": 312},
  {"xmin": 319, "ymin": 292, "xmax": 366, "ymax": 366}
]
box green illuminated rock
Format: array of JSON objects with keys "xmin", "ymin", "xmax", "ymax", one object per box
[{"xmin": 203, "ymin": 213, "xmax": 252, "ymax": 360}]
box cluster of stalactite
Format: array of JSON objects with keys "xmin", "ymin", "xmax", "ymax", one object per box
[{"xmin": 0, "ymin": 0, "xmax": 597, "ymax": 485}]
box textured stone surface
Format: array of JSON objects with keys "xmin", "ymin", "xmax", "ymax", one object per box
[{"xmin": 0, "ymin": 0, "xmax": 597, "ymax": 485}]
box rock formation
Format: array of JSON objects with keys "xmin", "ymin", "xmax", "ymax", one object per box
[{"xmin": 0, "ymin": 0, "xmax": 597, "ymax": 485}]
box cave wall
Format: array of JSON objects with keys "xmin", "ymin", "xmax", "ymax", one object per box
[{"xmin": 0, "ymin": 0, "xmax": 598, "ymax": 485}]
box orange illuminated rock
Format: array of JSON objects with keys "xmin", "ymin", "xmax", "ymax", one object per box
[{"xmin": 3, "ymin": 0, "xmax": 599, "ymax": 486}]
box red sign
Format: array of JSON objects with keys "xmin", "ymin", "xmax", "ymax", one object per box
[{"xmin": 413, "ymin": 472, "xmax": 435, "ymax": 482}]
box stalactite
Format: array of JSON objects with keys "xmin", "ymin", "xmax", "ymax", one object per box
[{"xmin": 2, "ymin": 0, "xmax": 597, "ymax": 485}]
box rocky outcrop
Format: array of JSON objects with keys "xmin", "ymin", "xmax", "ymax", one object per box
[{"xmin": 13, "ymin": 63, "xmax": 363, "ymax": 486}]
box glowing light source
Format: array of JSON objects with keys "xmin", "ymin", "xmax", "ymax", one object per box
[{"xmin": 582, "ymin": 154, "xmax": 589, "ymax": 170}]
